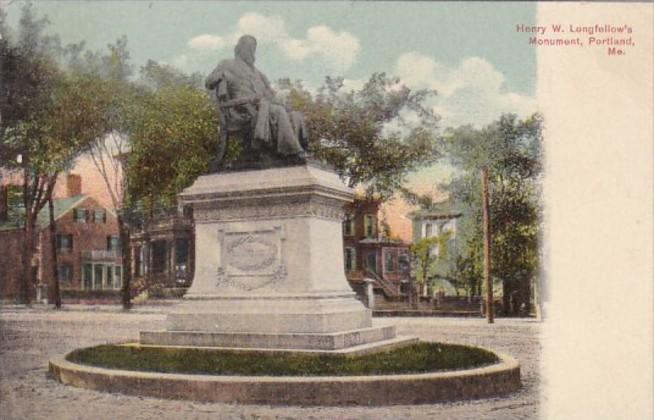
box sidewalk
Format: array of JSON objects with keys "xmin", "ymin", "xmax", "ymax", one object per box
[{"xmin": 0, "ymin": 300, "xmax": 178, "ymax": 314}]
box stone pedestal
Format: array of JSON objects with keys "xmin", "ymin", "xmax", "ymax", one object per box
[{"xmin": 141, "ymin": 163, "xmax": 414, "ymax": 353}]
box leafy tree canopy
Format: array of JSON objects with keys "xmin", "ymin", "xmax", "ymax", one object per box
[
  {"xmin": 278, "ymin": 74, "xmax": 441, "ymax": 199},
  {"xmin": 411, "ymin": 231, "xmax": 452, "ymax": 286},
  {"xmin": 443, "ymin": 113, "xmax": 543, "ymax": 311},
  {"xmin": 125, "ymin": 73, "xmax": 218, "ymax": 210}
]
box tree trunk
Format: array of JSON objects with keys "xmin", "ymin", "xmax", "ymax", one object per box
[
  {"xmin": 481, "ymin": 167, "xmax": 494, "ymax": 324},
  {"xmin": 502, "ymin": 280, "xmax": 511, "ymax": 316},
  {"xmin": 48, "ymin": 196, "xmax": 62, "ymax": 309},
  {"xmin": 19, "ymin": 217, "xmax": 35, "ymax": 304},
  {"xmin": 118, "ymin": 215, "xmax": 132, "ymax": 309}
]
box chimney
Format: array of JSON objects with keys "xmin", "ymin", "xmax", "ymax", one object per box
[
  {"xmin": 0, "ymin": 185, "xmax": 7, "ymax": 223},
  {"xmin": 66, "ymin": 174, "xmax": 82, "ymax": 198}
]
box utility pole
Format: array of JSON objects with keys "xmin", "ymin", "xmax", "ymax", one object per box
[{"xmin": 481, "ymin": 166, "xmax": 494, "ymax": 324}]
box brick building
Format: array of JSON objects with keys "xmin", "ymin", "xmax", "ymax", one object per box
[
  {"xmin": 343, "ymin": 198, "xmax": 411, "ymax": 303},
  {"xmin": 130, "ymin": 210, "xmax": 194, "ymax": 297},
  {"xmin": 0, "ymin": 175, "xmax": 123, "ymax": 302}
]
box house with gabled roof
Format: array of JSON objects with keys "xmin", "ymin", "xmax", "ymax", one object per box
[{"xmin": 0, "ymin": 175, "xmax": 123, "ymax": 302}]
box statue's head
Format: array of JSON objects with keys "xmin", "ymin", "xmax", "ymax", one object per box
[{"xmin": 235, "ymin": 35, "xmax": 257, "ymax": 67}]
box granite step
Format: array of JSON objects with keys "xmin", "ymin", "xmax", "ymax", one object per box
[
  {"xmin": 140, "ymin": 325, "xmax": 397, "ymax": 350},
  {"xmin": 129, "ymin": 335, "xmax": 419, "ymax": 357}
]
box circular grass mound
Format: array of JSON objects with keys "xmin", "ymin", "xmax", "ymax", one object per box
[{"xmin": 66, "ymin": 342, "xmax": 499, "ymax": 376}]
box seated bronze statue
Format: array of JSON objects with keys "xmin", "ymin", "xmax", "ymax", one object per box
[{"xmin": 205, "ymin": 35, "xmax": 308, "ymax": 170}]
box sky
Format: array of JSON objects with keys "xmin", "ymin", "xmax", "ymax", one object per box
[
  {"xmin": 3, "ymin": 1, "xmax": 537, "ymax": 129},
  {"xmin": 2, "ymin": 1, "xmax": 538, "ymax": 240}
]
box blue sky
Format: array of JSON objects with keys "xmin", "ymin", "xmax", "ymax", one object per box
[{"xmin": 4, "ymin": 1, "xmax": 537, "ymax": 129}]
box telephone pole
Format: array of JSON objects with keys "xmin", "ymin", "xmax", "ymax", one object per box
[{"xmin": 481, "ymin": 166, "xmax": 494, "ymax": 324}]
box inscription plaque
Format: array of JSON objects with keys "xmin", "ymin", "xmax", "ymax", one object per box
[
  {"xmin": 216, "ymin": 226, "xmax": 286, "ymax": 291},
  {"xmin": 227, "ymin": 235, "xmax": 277, "ymax": 272}
]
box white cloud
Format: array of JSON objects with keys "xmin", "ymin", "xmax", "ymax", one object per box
[
  {"xmin": 396, "ymin": 52, "xmax": 453, "ymax": 95},
  {"xmin": 188, "ymin": 34, "xmax": 227, "ymax": 51},
  {"xmin": 395, "ymin": 52, "xmax": 537, "ymax": 128},
  {"xmin": 180, "ymin": 12, "xmax": 361, "ymax": 74},
  {"xmin": 301, "ymin": 25, "xmax": 360, "ymax": 72},
  {"xmin": 235, "ymin": 13, "xmax": 287, "ymax": 43}
]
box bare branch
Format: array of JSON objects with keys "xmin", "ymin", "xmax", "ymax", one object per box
[{"xmin": 88, "ymin": 135, "xmax": 121, "ymax": 211}]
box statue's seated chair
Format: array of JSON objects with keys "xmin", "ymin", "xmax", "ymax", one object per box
[
  {"xmin": 209, "ymin": 89, "xmax": 261, "ymax": 171},
  {"xmin": 207, "ymin": 78, "xmax": 308, "ymax": 171}
]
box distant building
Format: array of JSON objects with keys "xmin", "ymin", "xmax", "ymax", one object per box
[
  {"xmin": 410, "ymin": 201, "xmax": 462, "ymax": 244},
  {"xmin": 343, "ymin": 198, "xmax": 411, "ymax": 303},
  {"xmin": 409, "ymin": 201, "xmax": 463, "ymax": 296},
  {"xmin": 129, "ymin": 208, "xmax": 194, "ymax": 297},
  {"xmin": 0, "ymin": 175, "xmax": 123, "ymax": 301}
]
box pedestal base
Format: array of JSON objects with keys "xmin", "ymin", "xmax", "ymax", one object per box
[
  {"xmin": 164, "ymin": 292, "xmax": 372, "ymax": 334},
  {"xmin": 141, "ymin": 325, "xmax": 397, "ymax": 350},
  {"xmin": 145, "ymin": 164, "xmax": 412, "ymax": 354}
]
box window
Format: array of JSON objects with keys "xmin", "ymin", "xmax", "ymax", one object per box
[
  {"xmin": 94, "ymin": 209, "xmax": 106, "ymax": 224},
  {"xmin": 74, "ymin": 208, "xmax": 87, "ymax": 223},
  {"xmin": 113, "ymin": 266, "xmax": 122, "ymax": 289},
  {"xmin": 429, "ymin": 244, "xmax": 439, "ymax": 258},
  {"xmin": 364, "ymin": 215, "xmax": 376, "ymax": 238},
  {"xmin": 103, "ymin": 266, "xmax": 113, "ymax": 289},
  {"xmin": 83, "ymin": 264, "xmax": 93, "ymax": 290},
  {"xmin": 175, "ymin": 239, "xmax": 189, "ymax": 272},
  {"xmin": 134, "ymin": 246, "xmax": 144, "ymax": 277},
  {"xmin": 56, "ymin": 234, "xmax": 74, "ymax": 253},
  {"xmin": 343, "ymin": 215, "xmax": 355, "ymax": 236},
  {"xmin": 151, "ymin": 240, "xmax": 167, "ymax": 274},
  {"xmin": 107, "ymin": 235, "xmax": 121, "ymax": 253},
  {"xmin": 366, "ymin": 253, "xmax": 377, "ymax": 274},
  {"xmin": 58, "ymin": 263, "xmax": 73, "ymax": 283},
  {"xmin": 383, "ymin": 249, "xmax": 395, "ymax": 273},
  {"xmin": 398, "ymin": 251, "xmax": 410, "ymax": 273},
  {"xmin": 94, "ymin": 265, "xmax": 104, "ymax": 290},
  {"xmin": 424, "ymin": 223, "xmax": 433, "ymax": 238},
  {"xmin": 344, "ymin": 247, "xmax": 356, "ymax": 271}
]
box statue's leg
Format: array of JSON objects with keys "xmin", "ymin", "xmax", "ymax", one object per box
[
  {"xmin": 210, "ymin": 114, "xmax": 229, "ymax": 171},
  {"xmin": 290, "ymin": 111, "xmax": 308, "ymax": 150},
  {"xmin": 270, "ymin": 104, "xmax": 303, "ymax": 156},
  {"xmin": 253, "ymin": 101, "xmax": 272, "ymax": 150}
]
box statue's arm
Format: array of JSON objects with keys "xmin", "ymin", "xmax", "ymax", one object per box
[
  {"xmin": 206, "ymin": 67, "xmax": 232, "ymax": 105},
  {"xmin": 205, "ymin": 66, "xmax": 221, "ymax": 91},
  {"xmin": 205, "ymin": 62, "xmax": 228, "ymax": 94}
]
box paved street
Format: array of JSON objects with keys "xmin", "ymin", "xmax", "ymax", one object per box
[{"xmin": 0, "ymin": 306, "xmax": 540, "ymax": 420}]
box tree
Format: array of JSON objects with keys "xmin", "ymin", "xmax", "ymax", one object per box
[
  {"xmin": 140, "ymin": 59, "xmax": 203, "ymax": 91},
  {"xmin": 0, "ymin": 5, "xmax": 112, "ymax": 304},
  {"xmin": 444, "ymin": 113, "xmax": 543, "ymax": 316},
  {"xmin": 88, "ymin": 130, "xmax": 134, "ymax": 309},
  {"xmin": 125, "ymin": 70, "xmax": 440, "ymax": 214},
  {"xmin": 410, "ymin": 231, "xmax": 451, "ymax": 305},
  {"xmin": 69, "ymin": 35, "xmax": 139, "ymax": 309},
  {"xmin": 1, "ymin": 4, "xmax": 61, "ymax": 303},
  {"xmin": 125, "ymin": 70, "xmax": 218, "ymax": 211},
  {"xmin": 452, "ymin": 252, "xmax": 482, "ymax": 299},
  {"xmin": 279, "ymin": 74, "xmax": 441, "ymax": 199}
]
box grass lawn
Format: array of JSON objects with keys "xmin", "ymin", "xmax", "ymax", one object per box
[{"xmin": 67, "ymin": 342, "xmax": 499, "ymax": 376}]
